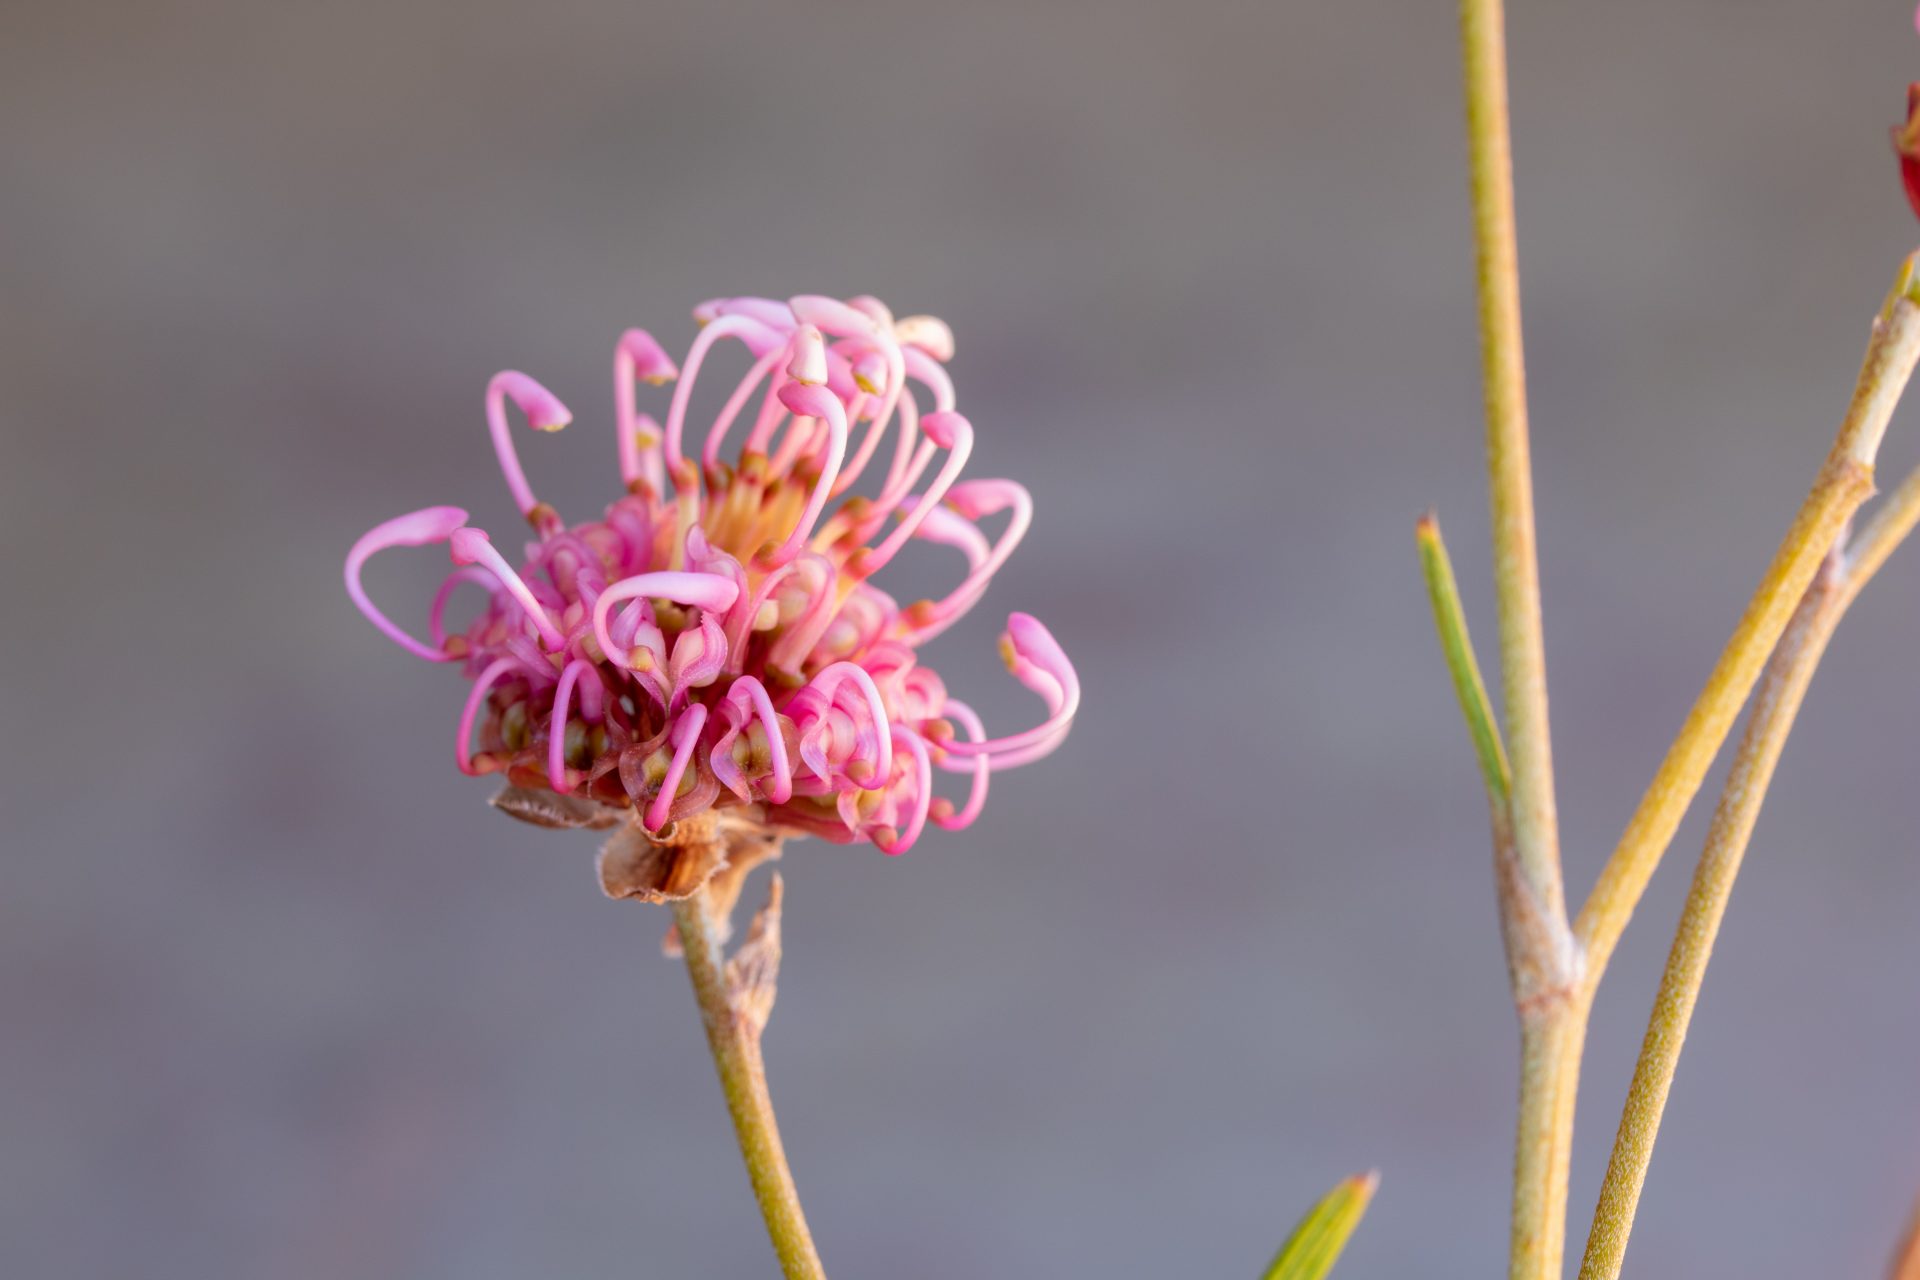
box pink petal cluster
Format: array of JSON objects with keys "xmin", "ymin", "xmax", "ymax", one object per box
[{"xmin": 346, "ymin": 295, "xmax": 1077, "ymax": 854}]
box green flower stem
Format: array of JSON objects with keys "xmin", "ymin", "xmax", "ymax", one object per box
[
  {"xmin": 673, "ymin": 885, "xmax": 826, "ymax": 1280},
  {"xmin": 1457, "ymin": 8, "xmax": 1920, "ymax": 1272},
  {"xmin": 1456, "ymin": 3, "xmax": 1582, "ymax": 1275},
  {"xmin": 1458, "ymin": 0, "xmax": 1568, "ymax": 954},
  {"xmin": 1579, "ymin": 462, "xmax": 1920, "ymax": 1280},
  {"xmin": 1574, "ymin": 267, "xmax": 1920, "ymax": 983}
]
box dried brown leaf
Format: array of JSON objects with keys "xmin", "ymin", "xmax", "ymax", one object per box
[
  {"xmin": 490, "ymin": 786, "xmax": 623, "ymax": 830},
  {"xmin": 596, "ymin": 811, "xmax": 728, "ymax": 904},
  {"xmin": 723, "ymin": 872, "xmax": 784, "ymax": 1037}
]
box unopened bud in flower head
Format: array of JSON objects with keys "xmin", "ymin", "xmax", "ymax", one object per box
[
  {"xmin": 894, "ymin": 315, "xmax": 954, "ymax": 362},
  {"xmin": 787, "ymin": 323, "xmax": 829, "ymax": 387}
]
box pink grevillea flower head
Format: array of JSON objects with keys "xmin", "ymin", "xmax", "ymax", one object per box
[{"xmin": 346, "ymin": 294, "xmax": 1077, "ymax": 899}]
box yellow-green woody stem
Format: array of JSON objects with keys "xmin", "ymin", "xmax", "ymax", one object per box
[
  {"xmin": 1573, "ymin": 268, "xmax": 1920, "ymax": 983},
  {"xmin": 1459, "ymin": 0, "xmax": 1566, "ymax": 941},
  {"xmin": 673, "ymin": 885, "xmax": 825, "ymax": 1280},
  {"xmin": 1457, "ymin": 4, "xmax": 1581, "ymax": 1276},
  {"xmin": 1579, "ymin": 463, "xmax": 1920, "ymax": 1280}
]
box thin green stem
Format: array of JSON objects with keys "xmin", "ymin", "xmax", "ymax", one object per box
[
  {"xmin": 1509, "ymin": 1002, "xmax": 1586, "ymax": 1280},
  {"xmin": 1579, "ymin": 464, "xmax": 1920, "ymax": 1280},
  {"xmin": 1459, "ymin": 0, "xmax": 1567, "ymax": 944},
  {"xmin": 1573, "ymin": 267, "xmax": 1920, "ymax": 985},
  {"xmin": 1457, "ymin": 4, "xmax": 1579, "ymax": 1275},
  {"xmin": 1420, "ymin": 512, "xmax": 1565, "ymax": 1004},
  {"xmin": 673, "ymin": 884, "xmax": 825, "ymax": 1280}
]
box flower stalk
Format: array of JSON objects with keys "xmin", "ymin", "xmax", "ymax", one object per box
[
  {"xmin": 1455, "ymin": 2, "xmax": 1582, "ymax": 1275},
  {"xmin": 1458, "ymin": 0, "xmax": 1567, "ymax": 941},
  {"xmin": 1452, "ymin": 0, "xmax": 1920, "ymax": 1273},
  {"xmin": 672, "ymin": 875, "xmax": 826, "ymax": 1280},
  {"xmin": 1432, "ymin": 258, "xmax": 1920, "ymax": 1280},
  {"xmin": 1579, "ymin": 459, "xmax": 1920, "ymax": 1280},
  {"xmin": 1574, "ymin": 264, "xmax": 1920, "ymax": 984}
]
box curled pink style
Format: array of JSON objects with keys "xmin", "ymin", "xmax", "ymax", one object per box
[
  {"xmin": 485, "ymin": 372, "xmax": 572, "ymax": 532},
  {"xmin": 645, "ymin": 702, "xmax": 710, "ymax": 832},
  {"xmin": 615, "ymin": 329, "xmax": 678, "ymax": 492},
  {"xmin": 931, "ymin": 698, "xmax": 991, "ymax": 831},
  {"xmin": 345, "ymin": 506, "xmax": 471, "ymax": 661},
  {"xmin": 547, "ymin": 658, "xmax": 605, "ymax": 793},
  {"xmin": 944, "ymin": 614, "xmax": 1080, "ymax": 763}
]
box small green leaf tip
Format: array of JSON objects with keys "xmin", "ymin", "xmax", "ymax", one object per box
[
  {"xmin": 1882, "ymin": 251, "xmax": 1920, "ymax": 317},
  {"xmin": 1415, "ymin": 512, "xmax": 1511, "ymax": 810},
  {"xmin": 1259, "ymin": 1171, "xmax": 1379, "ymax": 1280}
]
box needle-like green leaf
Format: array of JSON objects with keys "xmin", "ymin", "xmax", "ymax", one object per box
[
  {"xmin": 1259, "ymin": 1171, "xmax": 1379, "ymax": 1280},
  {"xmin": 1416, "ymin": 511, "xmax": 1511, "ymax": 811}
]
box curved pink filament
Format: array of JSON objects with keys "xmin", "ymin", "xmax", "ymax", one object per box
[
  {"xmin": 696, "ymin": 296, "xmax": 795, "ymax": 330},
  {"xmin": 499, "ymin": 633, "xmax": 561, "ymax": 686},
  {"xmin": 786, "ymin": 322, "xmax": 828, "ymax": 386},
  {"xmin": 802, "ymin": 662, "xmax": 893, "ymax": 785},
  {"xmin": 428, "ymin": 565, "xmax": 498, "ymax": 651},
  {"xmin": 485, "ymin": 372, "xmax": 572, "ymax": 525},
  {"xmin": 547, "ymin": 658, "xmax": 604, "ymax": 793},
  {"xmin": 344, "ymin": 505, "xmax": 471, "ymax": 661},
  {"xmin": 879, "ymin": 357, "xmax": 920, "ymax": 495},
  {"xmin": 764, "ymin": 552, "xmax": 839, "ymax": 672},
  {"xmin": 912, "ymin": 481, "xmax": 1033, "ymax": 637},
  {"xmin": 874, "ymin": 430, "xmax": 938, "ymax": 517},
  {"xmin": 900, "ymin": 344, "xmax": 955, "ymax": 412},
  {"xmin": 703, "ymin": 345, "xmax": 786, "ymax": 473},
  {"xmin": 528, "ymin": 530, "xmax": 607, "ymax": 604},
  {"xmin": 732, "ymin": 676, "xmax": 793, "ymax": 804},
  {"xmin": 668, "ymin": 611, "xmax": 728, "ymax": 709},
  {"xmin": 761, "ymin": 382, "xmax": 848, "ymax": 568},
  {"xmin": 830, "ymin": 337, "xmax": 907, "ymax": 497},
  {"xmin": 744, "ymin": 364, "xmax": 795, "ymax": 457},
  {"xmin": 592, "ymin": 571, "xmax": 741, "ymax": 670},
  {"xmin": 788, "ymin": 295, "xmax": 877, "ymax": 337},
  {"xmin": 847, "ymin": 295, "xmax": 895, "ymax": 329},
  {"xmin": 895, "ymin": 314, "xmax": 955, "ymax": 362},
  {"xmin": 449, "ymin": 528, "xmax": 567, "ymax": 650},
  {"xmin": 645, "ymin": 703, "xmax": 709, "ymax": 832},
  {"xmin": 902, "ymin": 501, "xmax": 989, "ymax": 568},
  {"xmin": 615, "ymin": 329, "xmax": 677, "ymax": 491},
  {"xmin": 859, "ymin": 412, "xmax": 974, "ymax": 574},
  {"xmin": 973, "ymin": 721, "xmax": 1074, "ymax": 770},
  {"xmin": 931, "ymin": 698, "xmax": 990, "ymax": 829},
  {"xmin": 945, "ymin": 613, "xmax": 1080, "ymax": 758},
  {"xmin": 767, "ymin": 409, "xmax": 826, "ymax": 479},
  {"xmin": 457, "ymin": 657, "xmax": 520, "ymax": 776},
  {"xmin": 663, "ymin": 314, "xmax": 782, "ymax": 499},
  {"xmin": 874, "ymin": 724, "xmax": 933, "ymax": 855},
  {"xmin": 724, "ymin": 560, "xmax": 795, "ymax": 672}
]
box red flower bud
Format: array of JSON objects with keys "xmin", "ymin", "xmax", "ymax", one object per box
[{"xmin": 1894, "ymin": 83, "xmax": 1920, "ymax": 221}]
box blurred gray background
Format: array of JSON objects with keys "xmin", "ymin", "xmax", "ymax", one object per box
[{"xmin": 5, "ymin": 0, "xmax": 1919, "ymax": 1275}]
